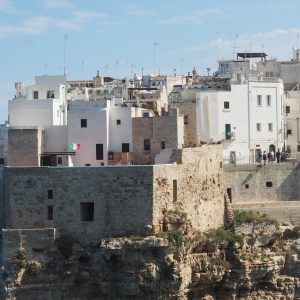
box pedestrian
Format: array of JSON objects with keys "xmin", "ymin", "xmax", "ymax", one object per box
[
  {"xmin": 267, "ymin": 152, "xmax": 271, "ymax": 163},
  {"xmin": 271, "ymin": 150, "xmax": 275, "ymax": 161},
  {"xmin": 262, "ymin": 151, "xmax": 267, "ymax": 166},
  {"xmin": 276, "ymin": 149, "xmax": 280, "ymax": 163}
]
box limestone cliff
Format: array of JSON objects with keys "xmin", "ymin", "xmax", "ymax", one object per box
[{"xmin": 2, "ymin": 212, "xmax": 300, "ymax": 299}]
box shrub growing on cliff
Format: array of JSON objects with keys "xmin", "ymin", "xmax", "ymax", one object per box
[
  {"xmin": 166, "ymin": 231, "xmax": 184, "ymax": 246},
  {"xmin": 233, "ymin": 210, "xmax": 279, "ymax": 227},
  {"xmin": 207, "ymin": 226, "xmax": 244, "ymax": 247},
  {"xmin": 164, "ymin": 210, "xmax": 187, "ymax": 225},
  {"xmin": 209, "ymin": 257, "xmax": 231, "ymax": 269}
]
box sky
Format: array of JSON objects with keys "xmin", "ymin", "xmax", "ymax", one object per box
[{"xmin": 1, "ymin": 0, "xmax": 300, "ymax": 122}]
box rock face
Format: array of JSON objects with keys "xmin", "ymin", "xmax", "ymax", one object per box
[{"xmin": 2, "ymin": 222, "xmax": 300, "ymax": 299}]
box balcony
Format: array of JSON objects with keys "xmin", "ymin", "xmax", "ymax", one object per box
[{"xmin": 223, "ymin": 131, "xmax": 236, "ymax": 141}]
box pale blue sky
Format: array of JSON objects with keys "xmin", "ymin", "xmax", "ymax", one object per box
[{"xmin": 1, "ymin": 0, "xmax": 300, "ymax": 122}]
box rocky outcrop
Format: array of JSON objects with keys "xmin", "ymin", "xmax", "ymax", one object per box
[{"xmin": 2, "ymin": 218, "xmax": 300, "ymax": 299}]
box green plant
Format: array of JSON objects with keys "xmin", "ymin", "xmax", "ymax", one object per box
[
  {"xmin": 166, "ymin": 231, "xmax": 184, "ymax": 246},
  {"xmin": 209, "ymin": 257, "xmax": 231, "ymax": 269},
  {"xmin": 233, "ymin": 210, "xmax": 279, "ymax": 228},
  {"xmin": 164, "ymin": 210, "xmax": 187, "ymax": 224},
  {"xmin": 27, "ymin": 261, "xmax": 41, "ymax": 275},
  {"xmin": 207, "ymin": 226, "xmax": 244, "ymax": 247}
]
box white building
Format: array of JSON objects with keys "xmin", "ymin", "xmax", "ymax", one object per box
[
  {"xmin": 8, "ymin": 75, "xmax": 67, "ymax": 127},
  {"xmin": 197, "ymin": 77, "xmax": 285, "ymax": 164}
]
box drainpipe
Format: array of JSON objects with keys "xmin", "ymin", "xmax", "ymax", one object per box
[
  {"xmin": 297, "ymin": 117, "xmax": 299, "ymax": 143},
  {"xmin": 247, "ymin": 82, "xmax": 251, "ymax": 164}
]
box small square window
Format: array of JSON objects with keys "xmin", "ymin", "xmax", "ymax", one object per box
[
  {"xmin": 81, "ymin": 119, "xmax": 87, "ymax": 128},
  {"xmin": 161, "ymin": 141, "xmax": 166, "ymax": 149},
  {"xmin": 117, "ymin": 119, "xmax": 121, "ymax": 125},
  {"xmin": 256, "ymin": 123, "xmax": 261, "ymax": 132},
  {"xmin": 266, "ymin": 181, "xmax": 273, "ymax": 188},
  {"xmin": 245, "ymin": 184, "xmax": 249, "ymax": 189},
  {"xmin": 47, "ymin": 190, "xmax": 53, "ymax": 199},
  {"xmin": 287, "ymin": 129, "xmax": 292, "ymax": 135},
  {"xmin": 144, "ymin": 139, "xmax": 151, "ymax": 151},
  {"xmin": 47, "ymin": 90, "xmax": 55, "ymax": 98},
  {"xmin": 143, "ymin": 112, "xmax": 149, "ymax": 117},
  {"xmin": 184, "ymin": 115, "xmax": 189, "ymax": 124},
  {"xmin": 286, "ymin": 106, "xmax": 291, "ymax": 114},
  {"xmin": 268, "ymin": 123, "xmax": 273, "ymax": 132},
  {"xmin": 224, "ymin": 101, "xmax": 230, "ymax": 109},
  {"xmin": 257, "ymin": 95, "xmax": 262, "ymax": 106},
  {"xmin": 80, "ymin": 202, "xmax": 94, "ymax": 221}
]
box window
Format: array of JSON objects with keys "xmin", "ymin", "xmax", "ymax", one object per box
[
  {"xmin": 96, "ymin": 144, "xmax": 103, "ymax": 160},
  {"xmin": 144, "ymin": 139, "xmax": 151, "ymax": 151},
  {"xmin": 47, "ymin": 190, "xmax": 53, "ymax": 199},
  {"xmin": 225, "ymin": 124, "xmax": 231, "ymax": 140},
  {"xmin": 224, "ymin": 101, "xmax": 230, "ymax": 109},
  {"xmin": 88, "ymin": 89, "xmax": 93, "ymax": 95},
  {"xmin": 96, "ymin": 90, "xmax": 101, "ymax": 95},
  {"xmin": 266, "ymin": 95, "xmax": 271, "ymax": 106},
  {"xmin": 81, "ymin": 119, "xmax": 87, "ymax": 128},
  {"xmin": 245, "ymin": 184, "xmax": 249, "ymax": 189},
  {"xmin": 266, "ymin": 181, "xmax": 273, "ymax": 188},
  {"xmin": 47, "ymin": 206, "xmax": 53, "ymax": 221},
  {"xmin": 116, "ymin": 119, "xmax": 121, "ymax": 125},
  {"xmin": 173, "ymin": 180, "xmax": 177, "ymax": 202},
  {"xmin": 85, "ymin": 163, "xmax": 91, "ymax": 166},
  {"xmin": 257, "ymin": 95, "xmax": 262, "ymax": 106},
  {"xmin": 0, "ymin": 158, "xmax": 4, "ymax": 165},
  {"xmin": 143, "ymin": 112, "xmax": 149, "ymax": 117},
  {"xmin": 57, "ymin": 157, "xmax": 62, "ymax": 165},
  {"xmin": 268, "ymin": 123, "xmax": 273, "ymax": 132},
  {"xmin": 33, "ymin": 91, "xmax": 39, "ymax": 99},
  {"xmin": 226, "ymin": 188, "xmax": 232, "ymax": 203},
  {"xmin": 80, "ymin": 202, "xmax": 94, "ymax": 221},
  {"xmin": 122, "ymin": 143, "xmax": 130, "ymax": 153},
  {"xmin": 161, "ymin": 141, "xmax": 166, "ymax": 149},
  {"xmin": 297, "ymin": 145, "xmax": 300, "ymax": 152},
  {"xmin": 184, "ymin": 115, "xmax": 189, "ymax": 124},
  {"xmin": 287, "ymin": 129, "xmax": 292, "ymax": 135},
  {"xmin": 47, "ymin": 90, "xmax": 55, "ymax": 98},
  {"xmin": 286, "ymin": 106, "xmax": 291, "ymax": 114},
  {"xmin": 256, "ymin": 123, "xmax": 261, "ymax": 132}
]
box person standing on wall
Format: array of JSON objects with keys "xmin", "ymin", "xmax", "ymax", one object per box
[
  {"xmin": 276, "ymin": 149, "xmax": 280, "ymax": 163},
  {"xmin": 262, "ymin": 151, "xmax": 267, "ymax": 166}
]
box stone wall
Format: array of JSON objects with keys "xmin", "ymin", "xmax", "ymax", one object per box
[
  {"xmin": 4, "ymin": 145, "xmax": 224, "ymax": 243},
  {"xmin": 8, "ymin": 128, "xmax": 44, "ymax": 166},
  {"xmin": 132, "ymin": 110, "xmax": 184, "ymax": 164},
  {"xmin": 172, "ymin": 102, "xmax": 197, "ymax": 146},
  {"xmin": 224, "ymin": 163, "xmax": 300, "ymax": 203}
]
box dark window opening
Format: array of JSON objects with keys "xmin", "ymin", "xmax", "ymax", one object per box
[
  {"xmin": 57, "ymin": 157, "xmax": 62, "ymax": 165},
  {"xmin": 227, "ymin": 188, "xmax": 232, "ymax": 203},
  {"xmin": 286, "ymin": 106, "xmax": 290, "ymax": 114},
  {"xmin": 225, "ymin": 124, "xmax": 231, "ymax": 140},
  {"xmin": 47, "ymin": 189, "xmax": 53, "ymax": 199},
  {"xmin": 184, "ymin": 115, "xmax": 189, "ymax": 124},
  {"xmin": 161, "ymin": 141, "xmax": 166, "ymax": 149},
  {"xmin": 143, "ymin": 112, "xmax": 149, "ymax": 117},
  {"xmin": 224, "ymin": 101, "xmax": 230, "ymax": 109},
  {"xmin": 117, "ymin": 119, "xmax": 121, "ymax": 125},
  {"xmin": 96, "ymin": 144, "xmax": 103, "ymax": 160},
  {"xmin": 220, "ymin": 162, "xmax": 223, "ymax": 168},
  {"xmin": 144, "ymin": 139, "xmax": 151, "ymax": 151},
  {"xmin": 245, "ymin": 184, "xmax": 249, "ymax": 189},
  {"xmin": 80, "ymin": 202, "xmax": 94, "ymax": 221},
  {"xmin": 173, "ymin": 179, "xmax": 177, "ymax": 202},
  {"xmin": 81, "ymin": 119, "xmax": 87, "ymax": 128},
  {"xmin": 100, "ymin": 162, "xmax": 104, "ymax": 166},
  {"xmin": 85, "ymin": 163, "xmax": 91, "ymax": 166},
  {"xmin": 266, "ymin": 181, "xmax": 273, "ymax": 187},
  {"xmin": 0, "ymin": 158, "xmax": 4, "ymax": 165},
  {"xmin": 47, "ymin": 206, "xmax": 53, "ymax": 221},
  {"xmin": 33, "ymin": 91, "xmax": 39, "ymax": 99},
  {"xmin": 298, "ymin": 145, "xmax": 300, "ymax": 152},
  {"xmin": 122, "ymin": 143, "xmax": 130, "ymax": 153},
  {"xmin": 287, "ymin": 129, "xmax": 292, "ymax": 135},
  {"xmin": 47, "ymin": 90, "xmax": 55, "ymax": 98}
]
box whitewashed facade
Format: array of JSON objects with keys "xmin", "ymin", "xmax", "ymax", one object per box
[{"xmin": 197, "ymin": 78, "xmax": 285, "ymax": 164}]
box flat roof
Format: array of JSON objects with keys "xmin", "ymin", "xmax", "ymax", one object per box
[{"xmin": 237, "ymin": 52, "xmax": 267, "ymax": 59}]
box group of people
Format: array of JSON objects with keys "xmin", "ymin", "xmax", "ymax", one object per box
[{"xmin": 257, "ymin": 149, "xmax": 288, "ymax": 166}]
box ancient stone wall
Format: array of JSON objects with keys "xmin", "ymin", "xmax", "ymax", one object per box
[
  {"xmin": 224, "ymin": 163, "xmax": 300, "ymax": 203},
  {"xmin": 172, "ymin": 102, "xmax": 197, "ymax": 146},
  {"xmin": 132, "ymin": 112, "xmax": 184, "ymax": 164},
  {"xmin": 7, "ymin": 128, "xmax": 44, "ymax": 166},
  {"xmin": 153, "ymin": 146, "xmax": 224, "ymax": 232},
  {"xmin": 4, "ymin": 146, "xmax": 224, "ymax": 242}
]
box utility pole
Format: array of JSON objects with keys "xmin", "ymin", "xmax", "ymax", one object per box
[{"xmin": 63, "ymin": 34, "xmax": 68, "ymax": 75}]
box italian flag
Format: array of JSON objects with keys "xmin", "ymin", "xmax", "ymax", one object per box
[{"xmin": 69, "ymin": 143, "xmax": 80, "ymax": 150}]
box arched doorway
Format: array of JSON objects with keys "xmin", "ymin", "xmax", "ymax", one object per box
[{"xmin": 269, "ymin": 144, "xmax": 275, "ymax": 153}]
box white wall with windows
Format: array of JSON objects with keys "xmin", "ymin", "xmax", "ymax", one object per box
[{"xmin": 197, "ymin": 79, "xmax": 285, "ymax": 164}]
